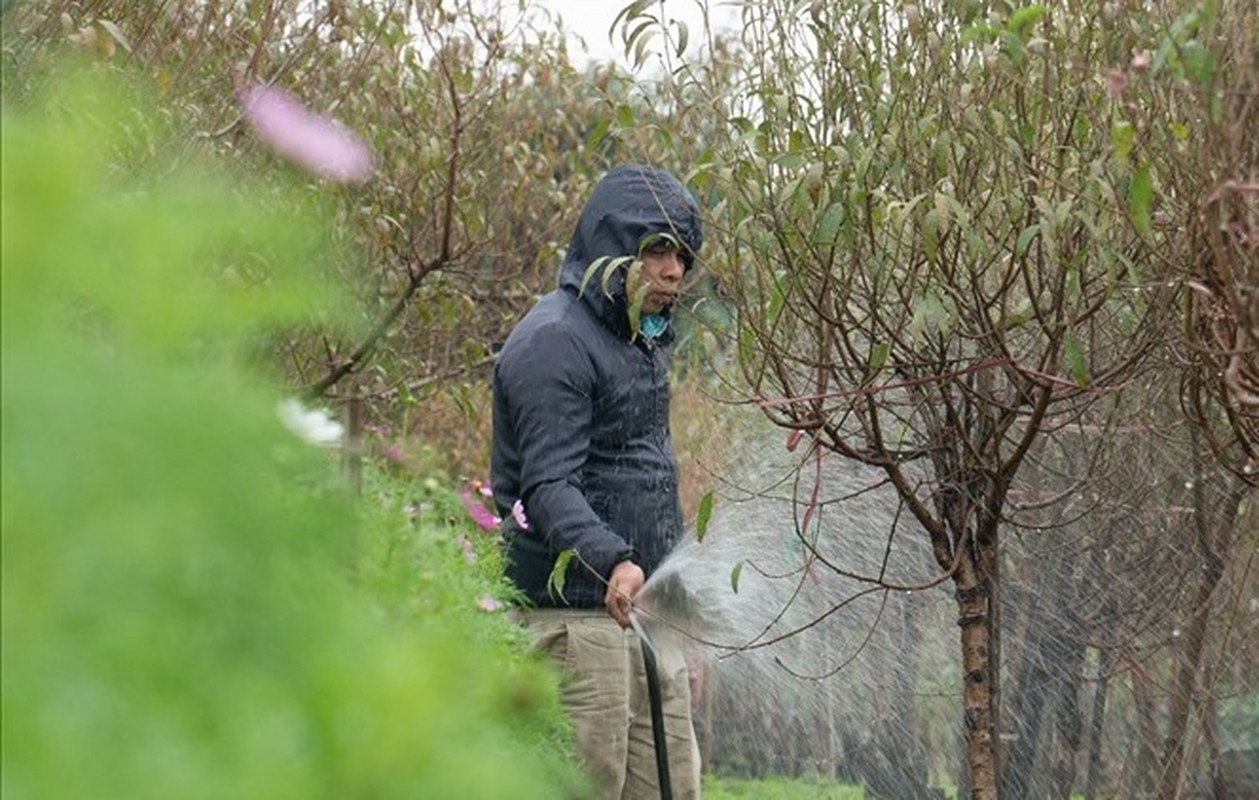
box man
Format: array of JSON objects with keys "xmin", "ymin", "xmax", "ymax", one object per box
[{"xmin": 491, "ymin": 164, "xmax": 704, "ymax": 799}]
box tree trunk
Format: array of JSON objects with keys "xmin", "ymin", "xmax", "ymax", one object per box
[
  {"xmin": 1083, "ymin": 648, "xmax": 1112, "ymax": 800},
  {"xmin": 1159, "ymin": 576, "xmax": 1216, "ymax": 799},
  {"xmin": 1049, "ymin": 628, "xmax": 1086, "ymax": 799},
  {"xmin": 1158, "ymin": 432, "xmax": 1235, "ymax": 799},
  {"xmin": 956, "ymin": 548, "xmax": 999, "ymax": 800},
  {"xmin": 1133, "ymin": 659, "xmax": 1160, "ymax": 799}
]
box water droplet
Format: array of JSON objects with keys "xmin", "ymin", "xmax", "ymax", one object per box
[
  {"xmin": 1172, "ymin": 628, "xmax": 1181, "ymax": 638},
  {"xmin": 1184, "ymin": 481, "xmax": 1194, "ymax": 490}
]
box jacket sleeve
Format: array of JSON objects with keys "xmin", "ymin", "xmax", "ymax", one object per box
[{"xmin": 496, "ymin": 321, "xmax": 636, "ymax": 580}]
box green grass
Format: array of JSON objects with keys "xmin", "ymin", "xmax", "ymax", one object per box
[{"xmin": 702, "ymin": 774, "xmax": 868, "ymax": 799}]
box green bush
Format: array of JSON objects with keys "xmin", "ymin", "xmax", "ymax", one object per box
[{"xmin": 2, "ymin": 69, "xmax": 580, "ymax": 800}]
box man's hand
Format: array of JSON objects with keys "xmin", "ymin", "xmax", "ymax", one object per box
[{"xmin": 605, "ymin": 560, "xmax": 645, "ymax": 628}]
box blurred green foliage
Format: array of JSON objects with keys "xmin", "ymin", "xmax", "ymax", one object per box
[{"xmin": 2, "ymin": 69, "xmax": 581, "ymax": 799}]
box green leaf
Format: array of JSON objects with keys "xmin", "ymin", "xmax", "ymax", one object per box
[
  {"xmin": 1181, "ymin": 39, "xmax": 1213, "ymax": 87},
  {"xmin": 933, "ymin": 192, "xmax": 952, "ymax": 236},
  {"xmin": 814, "ymin": 202, "xmax": 845, "ymax": 246},
  {"xmin": 1111, "ymin": 120, "xmax": 1134, "ymax": 165},
  {"xmin": 671, "ymin": 19, "xmax": 689, "ymax": 57},
  {"xmin": 868, "ymin": 341, "xmax": 890, "ymax": 373},
  {"xmin": 632, "ymin": 27, "xmax": 659, "ymax": 66},
  {"xmin": 775, "ymin": 152, "xmax": 807, "ymax": 170},
  {"xmin": 922, "ymin": 209, "xmax": 939, "ymax": 261},
  {"xmin": 1066, "ymin": 262, "xmax": 1082, "ymax": 305},
  {"xmin": 612, "ymin": 0, "xmax": 655, "ymax": 31},
  {"xmin": 547, "ymin": 549, "xmax": 576, "ymax": 601},
  {"xmin": 585, "ymin": 117, "xmax": 611, "ymax": 149},
  {"xmin": 95, "ymin": 19, "xmax": 133, "ymax": 53},
  {"xmin": 1063, "ymin": 332, "xmax": 1089, "ymax": 388},
  {"xmin": 1008, "ymin": 5, "xmax": 1049, "ymax": 38},
  {"xmin": 624, "ymin": 18, "xmax": 659, "ymax": 62},
  {"xmin": 580, "ymin": 257, "xmax": 609, "ymax": 296},
  {"xmin": 616, "ymin": 103, "xmax": 635, "ymax": 128},
  {"xmin": 615, "ymin": 256, "xmax": 640, "ymax": 301},
  {"xmin": 1015, "ymin": 224, "xmax": 1039, "ymax": 258},
  {"xmin": 730, "ymin": 560, "xmax": 744, "ymax": 595},
  {"xmin": 1001, "ymin": 30, "xmax": 1025, "ymax": 67},
  {"xmin": 695, "ymin": 491, "xmax": 714, "ymax": 543},
  {"xmin": 1130, "ymin": 162, "xmax": 1152, "ymax": 235}
]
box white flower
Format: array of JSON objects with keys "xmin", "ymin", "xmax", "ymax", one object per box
[
  {"xmin": 512, "ymin": 498, "xmax": 530, "ymax": 530},
  {"xmin": 277, "ymin": 398, "xmax": 343, "ymax": 446}
]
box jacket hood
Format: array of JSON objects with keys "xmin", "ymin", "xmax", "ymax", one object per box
[{"xmin": 557, "ymin": 164, "xmax": 703, "ymax": 340}]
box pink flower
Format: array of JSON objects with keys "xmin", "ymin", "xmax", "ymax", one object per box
[
  {"xmin": 239, "ymin": 83, "xmax": 373, "ymax": 183},
  {"xmin": 1105, "ymin": 68, "xmax": 1128, "ymax": 99},
  {"xmin": 381, "ymin": 444, "xmax": 407, "ymax": 467},
  {"xmin": 511, "ymin": 498, "xmax": 530, "ymax": 530},
  {"xmin": 1130, "ymin": 50, "xmax": 1150, "ymax": 74},
  {"xmin": 458, "ymin": 484, "xmax": 502, "ymax": 530},
  {"xmin": 476, "ymin": 594, "xmax": 503, "ymax": 612}
]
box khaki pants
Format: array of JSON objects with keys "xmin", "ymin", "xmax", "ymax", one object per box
[{"xmin": 523, "ymin": 609, "xmax": 701, "ymax": 800}]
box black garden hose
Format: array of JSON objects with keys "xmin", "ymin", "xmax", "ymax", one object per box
[{"xmin": 634, "ymin": 614, "xmax": 673, "ymax": 800}]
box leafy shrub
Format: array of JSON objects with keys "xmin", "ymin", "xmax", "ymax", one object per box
[{"xmin": 2, "ymin": 69, "xmax": 581, "ymax": 800}]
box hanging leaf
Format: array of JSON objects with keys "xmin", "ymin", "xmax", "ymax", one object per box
[
  {"xmin": 922, "ymin": 209, "xmax": 940, "ymax": 261},
  {"xmin": 95, "ymin": 19, "xmax": 133, "ymax": 53},
  {"xmin": 868, "ymin": 341, "xmax": 890, "ymax": 373},
  {"xmin": 730, "ymin": 560, "xmax": 744, "ymax": 594},
  {"xmin": 610, "ymin": 0, "xmax": 655, "ymax": 36},
  {"xmin": 547, "ymin": 549, "xmax": 575, "ymax": 601},
  {"xmin": 616, "ymin": 103, "xmax": 635, "ymax": 128},
  {"xmin": 695, "ymin": 491, "xmax": 714, "ymax": 543},
  {"xmin": 1064, "ymin": 332, "xmax": 1089, "ymax": 388},
  {"xmin": 674, "ymin": 20, "xmax": 689, "ymax": 57},
  {"xmin": 1130, "ymin": 162, "xmax": 1152, "ymax": 235},
  {"xmin": 1111, "ymin": 120, "xmax": 1134, "ymax": 166},
  {"xmin": 814, "ymin": 202, "xmax": 845, "ymax": 246},
  {"xmin": 1015, "ymin": 224, "xmax": 1039, "ymax": 258},
  {"xmin": 1066, "ymin": 261, "xmax": 1082, "ymax": 305},
  {"xmin": 585, "ymin": 117, "xmax": 611, "ymax": 149}
]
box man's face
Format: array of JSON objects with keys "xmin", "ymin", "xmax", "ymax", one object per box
[{"xmin": 632, "ymin": 239, "xmax": 686, "ymax": 314}]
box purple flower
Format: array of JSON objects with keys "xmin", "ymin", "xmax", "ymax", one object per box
[
  {"xmin": 476, "ymin": 594, "xmax": 503, "ymax": 613},
  {"xmin": 239, "ymin": 83, "xmax": 373, "ymax": 183},
  {"xmin": 458, "ymin": 484, "xmax": 502, "ymax": 530}
]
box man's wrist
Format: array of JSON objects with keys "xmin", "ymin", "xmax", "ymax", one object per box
[{"xmin": 609, "ymin": 551, "xmax": 639, "ymax": 576}]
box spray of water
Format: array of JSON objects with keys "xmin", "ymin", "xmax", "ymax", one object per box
[{"xmin": 634, "ymin": 438, "xmax": 959, "ymax": 796}]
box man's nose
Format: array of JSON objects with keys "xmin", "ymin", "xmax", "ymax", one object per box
[{"xmin": 661, "ymin": 252, "xmax": 684, "ymax": 281}]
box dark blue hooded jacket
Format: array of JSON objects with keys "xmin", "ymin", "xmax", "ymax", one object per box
[{"xmin": 491, "ymin": 164, "xmax": 703, "ymax": 608}]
